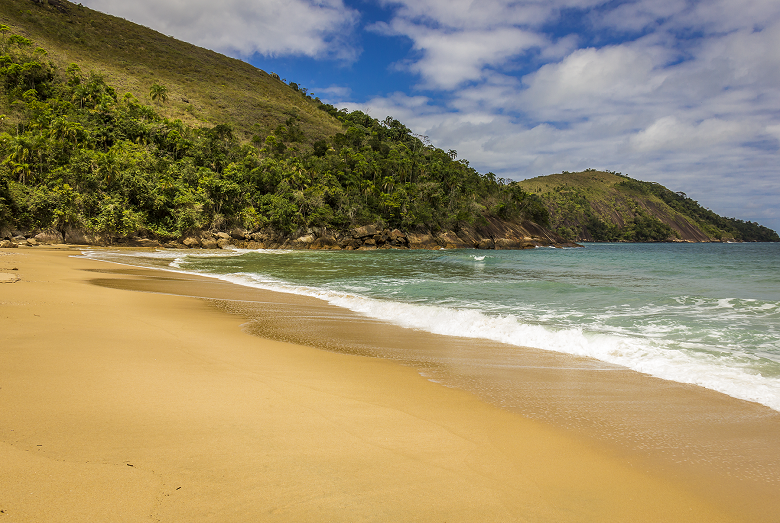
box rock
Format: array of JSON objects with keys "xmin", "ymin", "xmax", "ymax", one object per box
[
  {"xmin": 229, "ymin": 228, "xmax": 248, "ymax": 240},
  {"xmin": 248, "ymin": 232, "xmax": 268, "ymax": 242},
  {"xmin": 494, "ymin": 238, "xmax": 536, "ymax": 249},
  {"xmin": 375, "ymin": 230, "xmax": 391, "ymax": 243},
  {"xmin": 25, "ymin": 238, "xmax": 38, "ymax": 246},
  {"xmin": 436, "ymin": 231, "xmax": 470, "ymax": 249},
  {"xmin": 0, "ymin": 240, "xmax": 16, "ymax": 248},
  {"xmin": 406, "ymin": 233, "xmax": 438, "ymax": 249},
  {"xmin": 217, "ymin": 238, "xmax": 232, "ymax": 249},
  {"xmin": 64, "ymin": 227, "xmax": 98, "ymax": 245},
  {"xmin": 182, "ymin": 237, "xmax": 201, "ymax": 248},
  {"xmin": 291, "ymin": 234, "xmax": 316, "ymax": 249},
  {"xmin": 477, "ymin": 238, "xmax": 495, "ymax": 250},
  {"xmin": 352, "ymin": 225, "xmax": 378, "ymax": 238},
  {"xmin": 390, "ymin": 229, "xmax": 406, "ymax": 242},
  {"xmin": 12, "ymin": 235, "xmax": 26, "ymax": 242},
  {"xmin": 216, "ymin": 232, "xmax": 231, "ymax": 240},
  {"xmin": 494, "ymin": 238, "xmax": 522, "ymax": 249},
  {"xmin": 363, "ymin": 238, "xmax": 377, "ymax": 246},
  {"xmin": 340, "ymin": 239, "xmax": 361, "ymax": 250},
  {"xmin": 35, "ymin": 230, "xmax": 64, "ymax": 244},
  {"xmin": 137, "ymin": 238, "xmax": 160, "ymax": 247},
  {"xmin": 201, "ymin": 238, "xmax": 219, "ymax": 249},
  {"xmin": 455, "ymin": 227, "xmax": 481, "ymax": 247},
  {"xmin": 311, "ymin": 235, "xmax": 340, "ymax": 250}
]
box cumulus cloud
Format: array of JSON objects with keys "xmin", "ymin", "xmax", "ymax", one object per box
[
  {"xmin": 380, "ymin": 22, "xmax": 546, "ymax": 89},
  {"xmin": 79, "ymin": 0, "xmax": 360, "ymax": 60},
  {"xmin": 339, "ymin": 0, "xmax": 780, "ymax": 229}
]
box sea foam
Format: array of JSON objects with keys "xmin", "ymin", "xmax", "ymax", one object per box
[
  {"xmin": 212, "ymin": 270, "xmax": 780, "ymax": 412},
  {"xmin": 80, "ymin": 248, "xmax": 780, "ymax": 412}
]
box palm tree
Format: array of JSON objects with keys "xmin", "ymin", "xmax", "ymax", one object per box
[{"xmin": 150, "ymin": 83, "xmax": 168, "ymax": 104}]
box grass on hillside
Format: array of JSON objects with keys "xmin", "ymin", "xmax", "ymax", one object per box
[
  {"xmin": 0, "ymin": 0, "xmax": 342, "ymax": 145},
  {"xmin": 517, "ymin": 170, "xmax": 778, "ymax": 242}
]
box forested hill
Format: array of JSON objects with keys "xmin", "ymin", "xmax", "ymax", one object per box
[
  {"xmin": 0, "ymin": 0, "xmax": 341, "ymax": 145},
  {"xmin": 518, "ymin": 171, "xmax": 779, "ymax": 243},
  {"xmin": 0, "ymin": 13, "xmax": 560, "ymax": 250}
]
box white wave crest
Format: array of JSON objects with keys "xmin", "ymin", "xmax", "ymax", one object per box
[
  {"xmin": 77, "ymin": 250, "xmax": 780, "ymax": 412},
  {"xmin": 214, "ymin": 272, "xmax": 780, "ymax": 412}
]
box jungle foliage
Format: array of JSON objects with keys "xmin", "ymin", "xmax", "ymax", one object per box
[{"xmin": 0, "ymin": 30, "xmax": 548, "ymax": 240}]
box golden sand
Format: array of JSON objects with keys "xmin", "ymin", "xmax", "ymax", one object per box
[{"xmin": 0, "ymin": 248, "xmax": 773, "ymax": 522}]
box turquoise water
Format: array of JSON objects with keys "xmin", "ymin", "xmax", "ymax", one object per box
[{"xmin": 84, "ymin": 243, "xmax": 780, "ymax": 411}]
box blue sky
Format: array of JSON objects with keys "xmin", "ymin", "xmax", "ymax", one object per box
[{"xmin": 81, "ymin": 0, "xmax": 780, "ymax": 232}]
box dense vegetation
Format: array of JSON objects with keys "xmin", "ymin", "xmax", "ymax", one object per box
[
  {"xmin": 519, "ymin": 170, "xmax": 779, "ymax": 242},
  {"xmin": 615, "ymin": 178, "xmax": 779, "ymax": 242},
  {"xmin": 0, "ymin": 29, "xmax": 548, "ymax": 241}
]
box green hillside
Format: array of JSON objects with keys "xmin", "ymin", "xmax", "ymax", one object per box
[
  {"xmin": 0, "ymin": 0, "xmax": 341, "ymax": 146},
  {"xmin": 0, "ymin": 16, "xmax": 551, "ymax": 246},
  {"xmin": 518, "ymin": 170, "xmax": 779, "ymax": 242}
]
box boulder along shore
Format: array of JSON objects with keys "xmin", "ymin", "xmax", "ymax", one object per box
[{"xmin": 0, "ymin": 216, "xmax": 581, "ymax": 250}]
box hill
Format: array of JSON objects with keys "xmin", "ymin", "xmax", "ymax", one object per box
[
  {"xmin": 0, "ymin": 13, "xmax": 566, "ymax": 250},
  {"xmin": 0, "ymin": 0, "xmax": 341, "ymax": 146},
  {"xmin": 517, "ymin": 170, "xmax": 779, "ymax": 242}
]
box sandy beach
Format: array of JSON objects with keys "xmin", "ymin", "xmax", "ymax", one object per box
[{"xmin": 1, "ymin": 248, "xmax": 777, "ymax": 522}]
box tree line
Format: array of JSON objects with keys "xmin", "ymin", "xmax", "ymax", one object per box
[{"xmin": 0, "ymin": 29, "xmax": 548, "ymax": 242}]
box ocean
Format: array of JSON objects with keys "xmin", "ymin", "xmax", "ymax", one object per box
[{"xmin": 83, "ymin": 242, "xmax": 780, "ymax": 413}]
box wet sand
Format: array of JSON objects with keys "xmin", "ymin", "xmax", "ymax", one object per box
[{"xmin": 1, "ymin": 247, "xmax": 778, "ymax": 522}]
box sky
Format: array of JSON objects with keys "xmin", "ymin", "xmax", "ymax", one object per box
[{"xmin": 80, "ymin": 0, "xmax": 780, "ymax": 232}]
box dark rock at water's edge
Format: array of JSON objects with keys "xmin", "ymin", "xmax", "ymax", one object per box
[
  {"xmin": 183, "ymin": 217, "xmax": 579, "ymax": 251},
  {"xmin": 0, "ymin": 218, "xmax": 582, "ymax": 250}
]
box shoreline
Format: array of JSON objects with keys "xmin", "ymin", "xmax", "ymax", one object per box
[{"xmin": 1, "ymin": 247, "xmax": 778, "ymax": 521}]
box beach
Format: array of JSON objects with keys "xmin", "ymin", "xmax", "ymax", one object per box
[{"xmin": 1, "ymin": 247, "xmax": 778, "ymax": 522}]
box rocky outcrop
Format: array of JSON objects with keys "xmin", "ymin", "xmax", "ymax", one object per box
[
  {"xmin": 63, "ymin": 227, "xmax": 101, "ymax": 245},
  {"xmin": 0, "ymin": 216, "xmax": 578, "ymax": 250},
  {"xmin": 222, "ymin": 219, "xmax": 577, "ymax": 251},
  {"xmin": 34, "ymin": 230, "xmax": 64, "ymax": 244}
]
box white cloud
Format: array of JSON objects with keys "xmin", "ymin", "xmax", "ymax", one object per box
[
  {"xmin": 628, "ymin": 116, "xmax": 748, "ymax": 152},
  {"xmin": 347, "ymin": 1, "xmax": 780, "ymax": 229},
  {"xmin": 518, "ymin": 44, "xmax": 669, "ymax": 119},
  {"xmin": 384, "ymin": 22, "xmax": 546, "ymax": 89},
  {"xmin": 378, "ymin": 0, "xmax": 553, "ymax": 30},
  {"xmin": 316, "ymin": 85, "xmax": 353, "ymax": 98},
  {"xmin": 79, "ymin": 0, "xmax": 360, "ymax": 60},
  {"xmin": 372, "ymin": 0, "xmax": 610, "ymax": 89}
]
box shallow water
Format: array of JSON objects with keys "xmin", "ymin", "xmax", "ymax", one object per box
[{"xmin": 83, "ymin": 242, "xmax": 780, "ymax": 412}]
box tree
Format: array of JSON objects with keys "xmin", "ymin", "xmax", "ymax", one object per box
[{"xmin": 150, "ymin": 83, "xmax": 168, "ymax": 104}]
